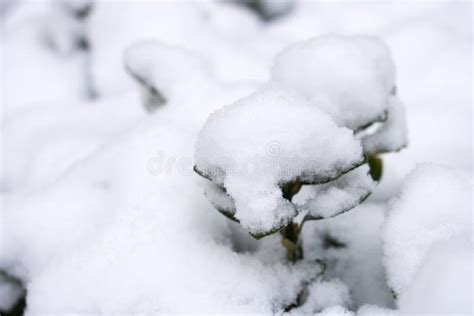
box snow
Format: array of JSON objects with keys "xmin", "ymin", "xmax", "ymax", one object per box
[
  {"xmin": 89, "ymin": 0, "xmax": 268, "ymax": 96},
  {"xmin": 397, "ymin": 234, "xmax": 472, "ymax": 314},
  {"xmin": 357, "ymin": 304, "xmax": 397, "ymax": 316},
  {"xmin": 1, "ymin": 2, "xmax": 89, "ymax": 115},
  {"xmin": 3, "ymin": 116, "xmax": 323, "ymax": 313},
  {"xmin": 383, "ymin": 164, "xmax": 472, "ymax": 314},
  {"xmin": 317, "ymin": 305, "xmax": 354, "ymax": 316},
  {"xmin": 271, "ymin": 35, "xmax": 395, "ymax": 131},
  {"xmin": 0, "ymin": 94, "xmax": 145, "ymax": 192},
  {"xmin": 123, "ymin": 41, "xmax": 211, "ymax": 111},
  {"xmin": 362, "ymin": 96, "xmax": 408, "ymax": 155},
  {"xmin": 300, "ymin": 165, "xmax": 376, "ymax": 219},
  {"xmin": 301, "ymin": 203, "xmax": 394, "ymax": 309},
  {"xmin": 195, "ymin": 84, "xmax": 364, "ymax": 235},
  {"xmin": 0, "ymin": 0, "xmax": 472, "ymax": 314}
]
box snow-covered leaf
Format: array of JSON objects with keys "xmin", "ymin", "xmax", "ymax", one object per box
[
  {"xmin": 195, "ymin": 84, "xmax": 364, "ymax": 236},
  {"xmin": 300, "ymin": 165, "xmax": 376, "ymax": 221},
  {"xmin": 272, "ymin": 35, "xmax": 395, "ymax": 131}
]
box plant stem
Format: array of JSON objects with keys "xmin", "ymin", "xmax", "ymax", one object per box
[
  {"xmin": 281, "ymin": 181, "xmax": 304, "ymax": 262},
  {"xmin": 281, "ymin": 221, "xmax": 303, "ymax": 262}
]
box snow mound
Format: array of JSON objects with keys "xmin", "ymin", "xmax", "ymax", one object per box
[
  {"xmin": 293, "ymin": 279, "xmax": 352, "ymax": 314},
  {"xmin": 272, "ymin": 35, "xmax": 395, "ymax": 131},
  {"xmin": 0, "ymin": 94, "xmax": 144, "ymax": 192},
  {"xmin": 317, "ymin": 305, "xmax": 354, "ymax": 316},
  {"xmin": 4, "ymin": 114, "xmax": 323, "ymax": 314},
  {"xmin": 357, "ymin": 304, "xmax": 397, "ymax": 315},
  {"xmin": 2, "ymin": 2, "xmax": 88, "ymax": 115},
  {"xmin": 383, "ymin": 163, "xmax": 472, "ymax": 313},
  {"xmin": 195, "ymin": 85, "xmax": 364, "ymax": 236}
]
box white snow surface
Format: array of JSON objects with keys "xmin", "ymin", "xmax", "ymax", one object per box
[
  {"xmin": 292, "ymin": 279, "xmax": 352, "ymax": 314},
  {"xmin": 383, "ymin": 163, "xmax": 472, "ymax": 314},
  {"xmin": 0, "ymin": 0, "xmax": 472, "ymax": 314},
  {"xmin": 123, "ymin": 41, "xmax": 211, "ymax": 101}
]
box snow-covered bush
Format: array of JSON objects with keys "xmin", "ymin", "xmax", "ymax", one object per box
[
  {"xmin": 383, "ymin": 164, "xmax": 472, "ymax": 313},
  {"xmin": 272, "ymin": 35, "xmax": 408, "ymax": 180},
  {"xmin": 195, "ymin": 84, "xmax": 375, "ymax": 260}
]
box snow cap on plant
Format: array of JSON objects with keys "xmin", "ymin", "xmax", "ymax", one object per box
[
  {"xmin": 271, "ymin": 34, "xmax": 396, "ymax": 132},
  {"xmin": 272, "ymin": 35, "xmax": 408, "ymax": 182},
  {"xmin": 194, "ymin": 84, "xmax": 370, "ymax": 238}
]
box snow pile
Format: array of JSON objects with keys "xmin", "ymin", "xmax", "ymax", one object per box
[
  {"xmin": 2, "ymin": 114, "xmax": 323, "ymax": 314},
  {"xmin": 195, "ymin": 85, "xmax": 364, "ymax": 236},
  {"xmin": 317, "ymin": 305, "xmax": 354, "ymax": 316},
  {"xmin": 383, "ymin": 163, "xmax": 472, "ymax": 313},
  {"xmin": 89, "ymin": 0, "xmax": 269, "ymax": 96},
  {"xmin": 293, "ymin": 279, "xmax": 352, "ymax": 314},
  {"xmin": 0, "ymin": 45, "xmax": 256, "ymax": 281},
  {"xmin": 362, "ymin": 96, "xmax": 408, "ymax": 155},
  {"xmin": 0, "ymin": 94, "xmax": 145, "ymax": 192},
  {"xmin": 356, "ymin": 305, "xmax": 397, "ymax": 316},
  {"xmin": 124, "ymin": 41, "xmax": 211, "ymax": 111},
  {"xmin": 88, "ymin": 0, "xmax": 206, "ymax": 96},
  {"xmin": 300, "ymin": 165, "xmax": 375, "ymax": 220},
  {"xmin": 272, "ymin": 35, "xmax": 395, "ymax": 131}
]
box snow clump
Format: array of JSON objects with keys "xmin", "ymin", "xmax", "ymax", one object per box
[{"xmin": 272, "ymin": 35, "xmax": 396, "ymax": 131}]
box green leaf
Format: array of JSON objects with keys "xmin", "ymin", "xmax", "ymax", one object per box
[{"xmin": 368, "ymin": 155, "xmax": 383, "ymax": 181}]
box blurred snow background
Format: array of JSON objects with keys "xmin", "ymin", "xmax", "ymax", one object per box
[{"xmin": 0, "ymin": 0, "xmax": 472, "ymax": 315}]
